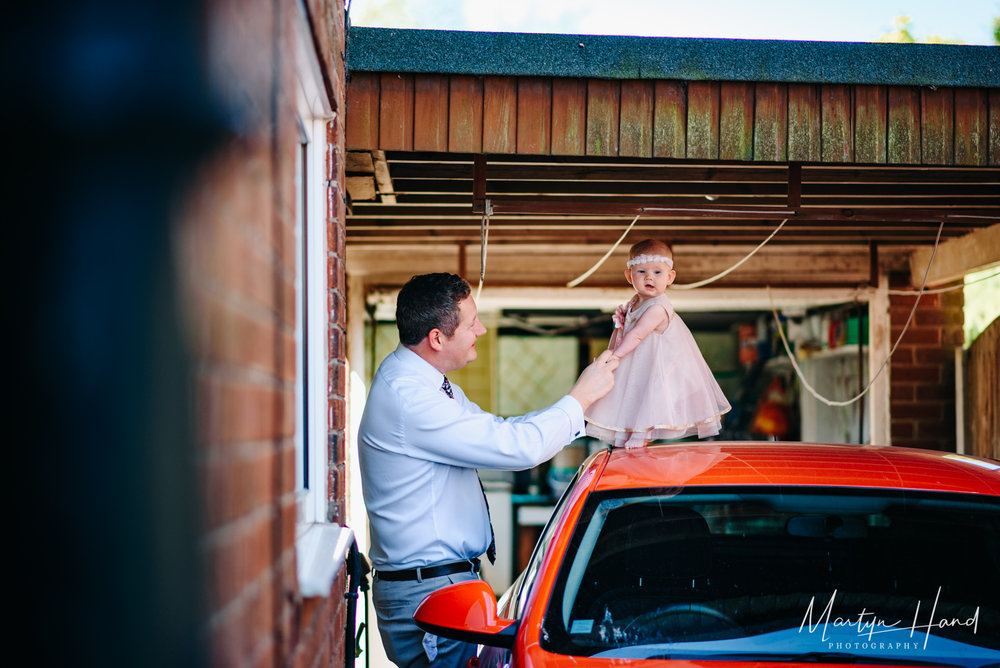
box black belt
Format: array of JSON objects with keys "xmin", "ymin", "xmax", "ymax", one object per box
[{"xmin": 375, "ymin": 558, "xmax": 480, "ymax": 582}]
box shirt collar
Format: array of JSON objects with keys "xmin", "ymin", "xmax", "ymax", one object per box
[{"xmin": 393, "ymin": 344, "xmax": 448, "ymax": 387}]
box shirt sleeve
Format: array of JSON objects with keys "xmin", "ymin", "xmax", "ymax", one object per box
[{"xmin": 395, "ymin": 378, "xmax": 585, "ymax": 470}]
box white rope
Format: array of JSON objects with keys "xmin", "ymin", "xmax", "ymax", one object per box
[
  {"xmin": 475, "ymin": 200, "xmax": 492, "ymax": 301},
  {"xmin": 566, "ymin": 214, "xmax": 789, "ymax": 289},
  {"xmin": 672, "ymin": 218, "xmax": 789, "ymax": 290},
  {"xmin": 888, "ymin": 269, "xmax": 999, "ymax": 294},
  {"xmin": 566, "ymin": 214, "xmax": 642, "ymax": 287},
  {"xmin": 769, "ymin": 221, "xmax": 945, "ymax": 408}
]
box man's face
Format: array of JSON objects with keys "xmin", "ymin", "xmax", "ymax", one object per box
[{"xmin": 438, "ymin": 295, "xmax": 487, "ymax": 372}]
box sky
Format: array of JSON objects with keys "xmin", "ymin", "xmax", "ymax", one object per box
[{"xmin": 349, "ymin": 0, "xmax": 999, "ymax": 45}]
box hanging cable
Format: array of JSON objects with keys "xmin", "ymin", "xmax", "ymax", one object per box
[
  {"xmin": 768, "ymin": 220, "xmax": 945, "ymax": 408},
  {"xmin": 566, "ymin": 213, "xmax": 642, "ymax": 287},
  {"xmin": 475, "ymin": 199, "xmax": 492, "ymax": 301},
  {"xmin": 672, "ymin": 218, "xmax": 788, "ymax": 290},
  {"xmin": 567, "ymin": 215, "xmax": 789, "ymax": 289}
]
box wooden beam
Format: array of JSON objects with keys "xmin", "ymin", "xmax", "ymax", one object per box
[
  {"xmin": 868, "ymin": 274, "xmax": 891, "ymax": 445},
  {"xmin": 788, "ymin": 163, "xmax": 801, "ymax": 208},
  {"xmin": 372, "ymin": 150, "xmax": 396, "ymax": 204},
  {"xmin": 908, "ymin": 222, "xmax": 1000, "ymax": 286},
  {"xmin": 480, "ymin": 199, "xmax": 1000, "ymax": 223},
  {"xmin": 472, "ymin": 154, "xmax": 487, "ymax": 213},
  {"xmin": 386, "ymin": 160, "xmax": 999, "ymax": 184},
  {"xmin": 366, "ymin": 285, "xmax": 868, "ymax": 317}
]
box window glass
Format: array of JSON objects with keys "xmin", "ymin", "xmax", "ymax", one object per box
[{"xmin": 497, "ymin": 466, "xmax": 585, "ymax": 621}]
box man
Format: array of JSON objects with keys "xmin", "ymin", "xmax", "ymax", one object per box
[{"xmin": 359, "ymin": 273, "xmax": 618, "ymax": 668}]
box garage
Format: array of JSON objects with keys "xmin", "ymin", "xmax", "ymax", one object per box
[{"xmin": 344, "ymin": 27, "xmax": 997, "ymax": 453}]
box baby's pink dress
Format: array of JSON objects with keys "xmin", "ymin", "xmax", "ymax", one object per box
[{"xmin": 585, "ymin": 294, "xmax": 731, "ymax": 446}]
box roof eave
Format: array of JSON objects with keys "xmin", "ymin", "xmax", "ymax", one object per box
[{"xmin": 347, "ymin": 26, "xmax": 1000, "ymax": 88}]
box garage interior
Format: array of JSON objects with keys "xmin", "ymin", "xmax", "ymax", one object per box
[{"xmin": 342, "ymin": 28, "xmax": 999, "ymax": 589}]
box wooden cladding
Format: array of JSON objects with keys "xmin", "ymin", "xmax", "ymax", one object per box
[{"xmin": 347, "ymin": 71, "xmax": 1000, "ymax": 166}]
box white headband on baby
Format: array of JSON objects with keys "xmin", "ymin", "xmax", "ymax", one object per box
[{"xmin": 627, "ymin": 254, "xmax": 674, "ymax": 268}]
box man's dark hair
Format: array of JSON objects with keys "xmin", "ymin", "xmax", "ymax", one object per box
[{"xmin": 396, "ymin": 273, "xmax": 471, "ymax": 345}]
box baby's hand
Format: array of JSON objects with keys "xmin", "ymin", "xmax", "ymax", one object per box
[{"xmin": 612, "ymin": 303, "xmax": 627, "ymax": 328}]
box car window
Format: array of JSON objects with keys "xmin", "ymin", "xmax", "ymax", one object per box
[
  {"xmin": 542, "ymin": 486, "xmax": 1000, "ymax": 667},
  {"xmin": 498, "ymin": 466, "xmax": 586, "ymax": 621}
]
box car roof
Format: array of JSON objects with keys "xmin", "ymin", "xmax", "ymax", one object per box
[{"xmin": 591, "ymin": 442, "xmax": 1000, "ymax": 496}]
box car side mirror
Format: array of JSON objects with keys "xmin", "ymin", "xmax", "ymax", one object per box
[{"xmin": 413, "ymin": 580, "xmax": 517, "ymax": 649}]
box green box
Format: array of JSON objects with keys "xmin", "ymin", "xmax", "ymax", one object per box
[{"xmin": 846, "ymin": 315, "xmax": 869, "ymax": 345}]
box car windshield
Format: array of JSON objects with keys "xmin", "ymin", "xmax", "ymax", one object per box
[{"xmin": 542, "ymin": 487, "xmax": 1000, "ymax": 667}]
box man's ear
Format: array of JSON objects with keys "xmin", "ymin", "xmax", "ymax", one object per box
[{"xmin": 426, "ymin": 328, "xmax": 445, "ymax": 352}]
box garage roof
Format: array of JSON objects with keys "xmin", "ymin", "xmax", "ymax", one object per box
[
  {"xmin": 347, "ymin": 27, "xmax": 1000, "ymax": 86},
  {"xmin": 344, "ymin": 28, "xmax": 999, "ymax": 289}
]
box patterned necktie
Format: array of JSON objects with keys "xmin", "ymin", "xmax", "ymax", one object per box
[{"xmin": 441, "ymin": 375, "xmax": 496, "ymax": 564}]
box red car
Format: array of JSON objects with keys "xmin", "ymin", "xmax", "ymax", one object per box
[{"xmin": 416, "ymin": 443, "xmax": 1000, "ymax": 668}]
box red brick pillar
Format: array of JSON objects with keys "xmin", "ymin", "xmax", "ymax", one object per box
[
  {"xmin": 888, "ymin": 272, "xmax": 964, "ymax": 450},
  {"xmin": 328, "ymin": 112, "xmax": 348, "ymax": 523}
]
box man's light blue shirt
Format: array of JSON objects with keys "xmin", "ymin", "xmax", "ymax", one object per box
[{"xmin": 359, "ymin": 344, "xmax": 585, "ymax": 570}]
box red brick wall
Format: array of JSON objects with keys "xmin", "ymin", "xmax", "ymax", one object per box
[
  {"xmin": 889, "ymin": 272, "xmax": 964, "ymax": 450},
  {"xmin": 178, "ymin": 1, "xmax": 348, "ymax": 666},
  {"xmin": 328, "ymin": 110, "xmax": 349, "ymax": 524}
]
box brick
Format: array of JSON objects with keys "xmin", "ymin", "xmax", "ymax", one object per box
[
  {"xmin": 328, "ymin": 328, "xmax": 343, "ymax": 360},
  {"xmin": 890, "ymin": 292, "xmax": 940, "ymax": 309},
  {"xmin": 332, "ymin": 430, "xmax": 346, "ymax": 462},
  {"xmin": 916, "ymin": 384, "xmax": 948, "ymax": 401},
  {"xmin": 915, "ymin": 309, "xmax": 946, "ymax": 326},
  {"xmin": 944, "ymin": 309, "xmax": 965, "ymax": 327},
  {"xmin": 271, "ymin": 387, "xmax": 292, "ymax": 440},
  {"xmin": 890, "ymin": 327, "xmax": 941, "ymax": 345},
  {"xmin": 914, "ymin": 346, "xmax": 946, "ymax": 364},
  {"xmin": 207, "ymin": 301, "xmax": 280, "ymax": 374},
  {"xmin": 281, "ymin": 272, "xmax": 297, "ymax": 328},
  {"xmin": 891, "ymin": 384, "xmax": 915, "ymax": 402},
  {"xmin": 891, "ymin": 402, "xmax": 944, "ymax": 421},
  {"xmin": 891, "ymin": 347, "xmax": 915, "ymax": 365},
  {"xmin": 333, "ymin": 396, "xmax": 348, "ymax": 426},
  {"xmin": 941, "ymin": 289, "xmax": 964, "ymax": 308},
  {"xmin": 218, "ymin": 381, "xmax": 281, "ymax": 444},
  {"xmin": 331, "ymin": 290, "xmax": 348, "ymax": 329},
  {"xmin": 329, "ymin": 361, "xmax": 346, "ymax": 396},
  {"xmin": 281, "ymin": 440, "xmax": 297, "ymax": 497},
  {"xmin": 890, "ymin": 365, "xmax": 941, "ymax": 384},
  {"xmin": 891, "ymin": 420, "xmax": 914, "ymax": 439},
  {"xmin": 916, "ymin": 419, "xmax": 953, "ymax": 441},
  {"xmin": 327, "ymin": 254, "xmax": 342, "ymax": 288}
]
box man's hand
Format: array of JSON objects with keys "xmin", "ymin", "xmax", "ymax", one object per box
[{"xmin": 568, "ymin": 349, "xmax": 619, "ymax": 411}]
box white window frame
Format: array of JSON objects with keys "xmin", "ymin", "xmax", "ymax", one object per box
[
  {"xmin": 292, "ymin": 4, "xmax": 350, "ymax": 598},
  {"xmin": 294, "ymin": 16, "xmax": 332, "ymax": 526}
]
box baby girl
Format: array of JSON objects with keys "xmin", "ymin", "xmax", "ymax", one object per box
[{"xmin": 585, "ymin": 239, "xmax": 731, "ymax": 447}]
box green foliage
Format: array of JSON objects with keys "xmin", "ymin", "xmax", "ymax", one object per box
[
  {"xmin": 877, "ymin": 15, "xmax": 961, "ymax": 44},
  {"xmin": 349, "ymin": 0, "xmax": 443, "ymax": 29},
  {"xmin": 965, "ymin": 268, "xmax": 1000, "ymax": 348},
  {"xmin": 993, "ymin": 15, "xmax": 1000, "ymax": 44}
]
